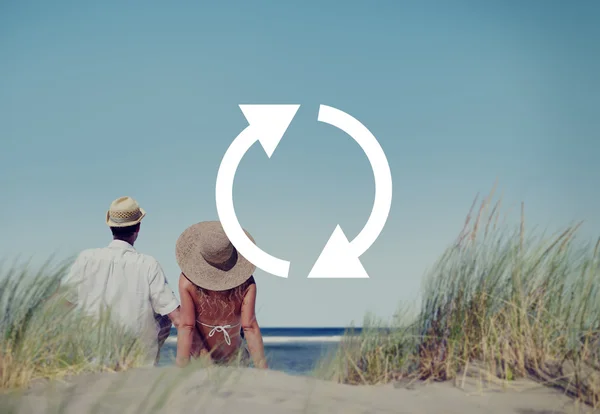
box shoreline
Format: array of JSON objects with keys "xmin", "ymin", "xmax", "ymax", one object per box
[{"xmin": 163, "ymin": 335, "xmax": 345, "ymax": 345}]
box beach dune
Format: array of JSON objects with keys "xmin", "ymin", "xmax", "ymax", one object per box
[{"xmin": 2, "ymin": 366, "xmax": 594, "ymax": 414}]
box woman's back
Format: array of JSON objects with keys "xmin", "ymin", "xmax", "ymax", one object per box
[
  {"xmin": 187, "ymin": 276, "xmax": 255, "ymax": 361},
  {"xmin": 174, "ymin": 221, "xmax": 267, "ymax": 369}
]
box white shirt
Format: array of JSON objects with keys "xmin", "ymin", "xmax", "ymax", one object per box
[{"xmin": 64, "ymin": 240, "xmax": 180, "ymax": 363}]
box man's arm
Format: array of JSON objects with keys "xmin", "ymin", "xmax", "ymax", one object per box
[
  {"xmin": 166, "ymin": 307, "xmax": 181, "ymax": 329},
  {"xmin": 55, "ymin": 254, "xmax": 83, "ymax": 308},
  {"xmin": 148, "ymin": 260, "xmax": 181, "ymax": 327},
  {"xmin": 156, "ymin": 312, "xmax": 174, "ymax": 348}
]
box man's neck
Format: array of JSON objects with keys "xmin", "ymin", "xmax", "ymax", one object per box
[{"xmin": 113, "ymin": 237, "xmax": 135, "ymax": 246}]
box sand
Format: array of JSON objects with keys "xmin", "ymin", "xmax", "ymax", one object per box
[{"xmin": 1, "ymin": 365, "xmax": 596, "ymax": 414}]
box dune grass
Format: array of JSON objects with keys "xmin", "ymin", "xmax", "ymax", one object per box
[
  {"xmin": 315, "ymin": 187, "xmax": 600, "ymax": 408},
  {"xmin": 2, "ymin": 185, "xmax": 600, "ymax": 410},
  {"xmin": 0, "ymin": 257, "xmax": 153, "ymax": 389}
]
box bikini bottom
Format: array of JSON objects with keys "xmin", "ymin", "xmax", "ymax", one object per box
[{"xmin": 212, "ymin": 340, "xmax": 251, "ymax": 366}]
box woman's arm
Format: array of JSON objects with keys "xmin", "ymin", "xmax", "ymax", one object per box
[
  {"xmin": 240, "ymin": 281, "xmax": 268, "ymax": 369},
  {"xmin": 176, "ymin": 274, "xmax": 198, "ymax": 367}
]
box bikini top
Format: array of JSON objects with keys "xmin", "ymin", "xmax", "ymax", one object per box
[{"xmin": 199, "ymin": 322, "xmax": 240, "ymax": 346}]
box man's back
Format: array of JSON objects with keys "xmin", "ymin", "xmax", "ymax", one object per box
[{"xmin": 64, "ymin": 240, "xmax": 179, "ymax": 361}]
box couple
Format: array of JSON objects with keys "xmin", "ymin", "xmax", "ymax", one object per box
[{"xmin": 63, "ymin": 196, "xmax": 267, "ymax": 369}]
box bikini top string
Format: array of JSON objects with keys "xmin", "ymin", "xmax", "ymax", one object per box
[{"xmin": 199, "ymin": 322, "xmax": 240, "ymax": 346}]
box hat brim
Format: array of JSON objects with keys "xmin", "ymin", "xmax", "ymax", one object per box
[
  {"xmin": 175, "ymin": 221, "xmax": 256, "ymax": 291},
  {"xmin": 106, "ymin": 208, "xmax": 146, "ymax": 227}
]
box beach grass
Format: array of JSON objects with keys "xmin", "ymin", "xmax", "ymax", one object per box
[
  {"xmin": 0, "ymin": 257, "xmax": 152, "ymax": 389},
  {"xmin": 315, "ymin": 186, "xmax": 600, "ymax": 408},
  {"xmin": 2, "ymin": 186, "xmax": 600, "ymax": 411},
  {"xmin": 0, "ymin": 257, "xmax": 259, "ymax": 413}
]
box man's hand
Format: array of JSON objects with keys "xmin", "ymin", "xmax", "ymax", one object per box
[
  {"xmin": 155, "ymin": 306, "xmax": 181, "ymax": 350},
  {"xmin": 156, "ymin": 314, "xmax": 172, "ymax": 345},
  {"xmin": 167, "ymin": 306, "xmax": 182, "ymax": 329}
]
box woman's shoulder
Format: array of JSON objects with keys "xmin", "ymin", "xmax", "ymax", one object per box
[
  {"xmin": 239, "ymin": 276, "xmax": 255, "ymax": 294},
  {"xmin": 179, "ymin": 272, "xmax": 195, "ymax": 289}
]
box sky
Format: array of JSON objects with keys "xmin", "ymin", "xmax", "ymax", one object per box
[{"xmin": 1, "ymin": 1, "xmax": 599, "ymax": 327}]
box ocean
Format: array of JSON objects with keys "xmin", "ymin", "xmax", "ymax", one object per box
[{"xmin": 158, "ymin": 327, "xmax": 358, "ymax": 375}]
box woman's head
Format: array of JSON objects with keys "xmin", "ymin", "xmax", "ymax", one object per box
[{"xmin": 176, "ymin": 221, "xmax": 256, "ymax": 291}]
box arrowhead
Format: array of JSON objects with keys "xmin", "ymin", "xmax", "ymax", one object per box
[
  {"xmin": 307, "ymin": 225, "xmax": 370, "ymax": 279},
  {"xmin": 239, "ymin": 104, "xmax": 300, "ymax": 158}
]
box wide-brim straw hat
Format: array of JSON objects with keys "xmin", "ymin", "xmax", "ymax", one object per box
[
  {"xmin": 176, "ymin": 221, "xmax": 256, "ymax": 291},
  {"xmin": 106, "ymin": 196, "xmax": 146, "ymax": 227}
]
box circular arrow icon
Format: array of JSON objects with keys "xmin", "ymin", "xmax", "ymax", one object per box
[
  {"xmin": 215, "ymin": 104, "xmax": 299, "ymax": 278},
  {"xmin": 215, "ymin": 104, "xmax": 392, "ymax": 280},
  {"xmin": 307, "ymin": 105, "xmax": 392, "ymax": 278}
]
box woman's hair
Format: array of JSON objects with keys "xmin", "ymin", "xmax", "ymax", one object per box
[{"xmin": 195, "ymin": 276, "xmax": 255, "ymax": 302}]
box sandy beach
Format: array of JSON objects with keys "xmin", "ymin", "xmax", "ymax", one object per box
[{"xmin": 1, "ymin": 365, "xmax": 595, "ymax": 414}]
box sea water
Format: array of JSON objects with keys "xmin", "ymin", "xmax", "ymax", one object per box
[{"xmin": 158, "ymin": 327, "xmax": 359, "ymax": 375}]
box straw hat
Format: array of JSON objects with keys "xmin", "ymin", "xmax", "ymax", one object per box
[
  {"xmin": 176, "ymin": 221, "xmax": 256, "ymax": 291},
  {"xmin": 106, "ymin": 196, "xmax": 146, "ymax": 227}
]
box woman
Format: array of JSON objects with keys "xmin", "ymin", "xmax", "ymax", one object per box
[{"xmin": 174, "ymin": 221, "xmax": 268, "ymax": 369}]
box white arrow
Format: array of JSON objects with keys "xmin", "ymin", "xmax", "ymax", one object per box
[
  {"xmin": 308, "ymin": 105, "xmax": 393, "ymax": 279},
  {"xmin": 215, "ymin": 104, "xmax": 300, "ymax": 278}
]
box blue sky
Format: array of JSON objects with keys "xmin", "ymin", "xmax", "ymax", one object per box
[{"xmin": 1, "ymin": 1, "xmax": 599, "ymax": 326}]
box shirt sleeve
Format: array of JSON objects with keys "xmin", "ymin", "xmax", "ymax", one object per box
[
  {"xmin": 148, "ymin": 260, "xmax": 180, "ymax": 316},
  {"xmin": 62, "ymin": 255, "xmax": 83, "ymax": 304}
]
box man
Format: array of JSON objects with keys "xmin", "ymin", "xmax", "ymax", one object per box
[{"xmin": 63, "ymin": 196, "xmax": 181, "ymax": 365}]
